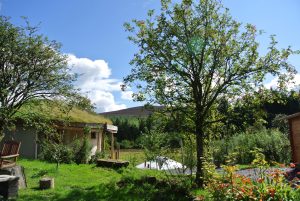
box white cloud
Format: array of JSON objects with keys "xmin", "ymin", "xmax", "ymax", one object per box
[
  {"xmin": 264, "ymin": 74, "xmax": 300, "ymax": 90},
  {"xmin": 68, "ymin": 54, "xmax": 111, "ymax": 79},
  {"xmin": 87, "ymin": 91, "xmax": 126, "ymax": 112},
  {"xmin": 121, "ymin": 91, "xmax": 133, "ymax": 100},
  {"xmin": 264, "ymin": 77, "xmax": 279, "ymax": 89},
  {"xmin": 68, "ymin": 54, "xmax": 127, "ymax": 112}
]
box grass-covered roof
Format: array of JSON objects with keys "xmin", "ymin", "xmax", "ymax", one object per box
[{"xmin": 14, "ymin": 100, "xmax": 112, "ymax": 124}]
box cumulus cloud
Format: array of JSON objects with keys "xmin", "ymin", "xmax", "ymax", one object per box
[
  {"xmin": 121, "ymin": 91, "xmax": 133, "ymax": 100},
  {"xmin": 68, "ymin": 54, "xmax": 126, "ymax": 112},
  {"xmin": 264, "ymin": 74, "xmax": 300, "ymax": 90},
  {"xmin": 87, "ymin": 91, "xmax": 126, "ymax": 112}
]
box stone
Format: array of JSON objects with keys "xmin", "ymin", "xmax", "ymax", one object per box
[
  {"xmin": 0, "ymin": 165, "xmax": 27, "ymax": 189},
  {"xmin": 0, "ymin": 175, "xmax": 19, "ymax": 199}
]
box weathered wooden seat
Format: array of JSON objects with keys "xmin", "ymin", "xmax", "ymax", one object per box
[{"xmin": 0, "ymin": 141, "xmax": 21, "ymax": 169}]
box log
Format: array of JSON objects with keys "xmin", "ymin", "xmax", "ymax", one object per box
[
  {"xmin": 0, "ymin": 165, "xmax": 27, "ymax": 189},
  {"xmin": 96, "ymin": 159, "xmax": 129, "ymax": 168},
  {"xmin": 39, "ymin": 177, "xmax": 54, "ymax": 190}
]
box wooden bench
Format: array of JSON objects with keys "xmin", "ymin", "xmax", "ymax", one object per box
[{"xmin": 0, "ymin": 141, "xmax": 21, "ymax": 169}]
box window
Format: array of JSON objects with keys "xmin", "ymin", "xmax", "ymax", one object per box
[{"xmin": 91, "ymin": 132, "xmax": 96, "ymax": 139}]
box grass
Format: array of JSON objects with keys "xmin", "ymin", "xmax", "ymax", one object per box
[
  {"xmin": 15, "ymin": 100, "xmax": 112, "ymax": 124},
  {"xmin": 119, "ymin": 149, "xmax": 146, "ymax": 166},
  {"xmin": 118, "ymin": 149, "xmax": 184, "ymax": 167},
  {"xmin": 16, "ymin": 159, "xmax": 192, "ymax": 201}
]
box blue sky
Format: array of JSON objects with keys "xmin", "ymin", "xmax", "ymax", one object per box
[{"xmin": 1, "ymin": 0, "xmax": 299, "ymax": 112}]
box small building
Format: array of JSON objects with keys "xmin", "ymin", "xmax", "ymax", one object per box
[
  {"xmin": 286, "ymin": 112, "xmax": 300, "ymax": 163},
  {"xmin": 3, "ymin": 102, "xmax": 118, "ymax": 159}
]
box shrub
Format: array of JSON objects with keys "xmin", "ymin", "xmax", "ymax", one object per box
[
  {"xmin": 212, "ymin": 128, "xmax": 290, "ymax": 165},
  {"xmin": 119, "ymin": 139, "xmax": 135, "ymax": 149},
  {"xmin": 115, "ymin": 176, "xmax": 193, "ymax": 201},
  {"xmin": 39, "ymin": 141, "xmax": 73, "ymax": 164},
  {"xmin": 72, "ymin": 137, "xmax": 92, "ymax": 164},
  {"xmin": 205, "ymin": 152, "xmax": 299, "ymax": 201},
  {"xmin": 89, "ymin": 151, "xmax": 105, "ymax": 164}
]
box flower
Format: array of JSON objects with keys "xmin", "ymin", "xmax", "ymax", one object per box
[
  {"xmin": 290, "ymin": 163, "xmax": 296, "ymax": 168},
  {"xmin": 268, "ymin": 188, "xmax": 276, "ymax": 198},
  {"xmin": 257, "ymin": 178, "xmax": 264, "ymax": 183}
]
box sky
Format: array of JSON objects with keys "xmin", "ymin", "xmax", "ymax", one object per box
[{"xmin": 1, "ymin": 0, "xmax": 299, "ymax": 112}]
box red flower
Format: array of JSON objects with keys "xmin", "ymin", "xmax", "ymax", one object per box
[
  {"xmin": 268, "ymin": 188, "xmax": 276, "ymax": 198},
  {"xmin": 257, "ymin": 178, "xmax": 264, "ymax": 183},
  {"xmin": 290, "ymin": 163, "xmax": 296, "ymax": 168}
]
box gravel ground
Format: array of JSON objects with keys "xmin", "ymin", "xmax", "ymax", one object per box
[
  {"xmin": 235, "ymin": 167, "xmax": 293, "ymax": 180},
  {"xmin": 163, "ymin": 167, "xmax": 295, "ymax": 180}
]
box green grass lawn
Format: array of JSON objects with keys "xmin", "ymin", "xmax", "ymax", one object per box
[
  {"xmin": 119, "ymin": 149, "xmax": 145, "ymax": 166},
  {"xmin": 14, "ymin": 153, "xmax": 270, "ymax": 200},
  {"xmin": 17, "ymin": 159, "xmax": 170, "ymax": 201}
]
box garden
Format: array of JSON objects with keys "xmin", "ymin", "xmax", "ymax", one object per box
[
  {"xmin": 10, "ymin": 125, "xmax": 299, "ymax": 201},
  {"xmin": 10, "ymin": 138, "xmax": 300, "ymax": 201},
  {"xmin": 0, "ymin": 0, "xmax": 300, "ymax": 200}
]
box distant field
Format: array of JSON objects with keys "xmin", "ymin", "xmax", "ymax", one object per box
[
  {"xmin": 119, "ymin": 149, "xmax": 145, "ymax": 166},
  {"xmin": 118, "ymin": 149, "xmax": 183, "ymax": 167}
]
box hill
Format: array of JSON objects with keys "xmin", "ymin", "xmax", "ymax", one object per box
[{"xmin": 99, "ymin": 106, "xmax": 163, "ymax": 117}]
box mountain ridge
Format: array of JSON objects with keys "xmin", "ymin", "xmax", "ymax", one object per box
[{"xmin": 99, "ymin": 106, "xmax": 163, "ymax": 117}]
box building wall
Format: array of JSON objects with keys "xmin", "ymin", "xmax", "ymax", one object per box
[
  {"xmin": 59, "ymin": 127, "xmax": 102, "ymax": 156},
  {"xmin": 3, "ymin": 128, "xmax": 37, "ymax": 159},
  {"xmin": 290, "ymin": 116, "xmax": 300, "ymax": 163},
  {"xmin": 2, "ymin": 125, "xmax": 104, "ymax": 159}
]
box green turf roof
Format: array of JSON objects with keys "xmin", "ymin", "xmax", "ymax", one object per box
[{"xmin": 14, "ymin": 101, "xmax": 112, "ymax": 124}]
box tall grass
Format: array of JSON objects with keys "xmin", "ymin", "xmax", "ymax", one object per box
[{"xmin": 211, "ymin": 129, "xmax": 291, "ymax": 165}]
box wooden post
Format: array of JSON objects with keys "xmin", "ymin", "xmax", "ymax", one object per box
[
  {"xmin": 117, "ymin": 144, "xmax": 120, "ymax": 159},
  {"xmin": 111, "ymin": 132, "xmax": 114, "ymax": 159},
  {"xmin": 102, "ymin": 131, "xmax": 105, "ymax": 151},
  {"xmin": 97, "ymin": 130, "xmax": 101, "ymax": 152}
]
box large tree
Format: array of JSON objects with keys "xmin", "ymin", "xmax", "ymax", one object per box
[
  {"xmin": 0, "ymin": 17, "xmax": 75, "ymax": 135},
  {"xmin": 123, "ymin": 0, "xmax": 298, "ymax": 187}
]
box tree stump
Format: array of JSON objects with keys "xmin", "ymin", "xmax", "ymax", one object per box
[{"xmin": 39, "ymin": 178, "xmax": 54, "ymax": 190}]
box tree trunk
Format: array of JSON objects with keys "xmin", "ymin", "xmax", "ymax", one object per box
[
  {"xmin": 0, "ymin": 121, "xmax": 4, "ymax": 137},
  {"xmin": 195, "ymin": 124, "xmax": 204, "ymax": 187}
]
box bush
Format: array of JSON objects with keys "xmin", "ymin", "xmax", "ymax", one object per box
[
  {"xmin": 89, "ymin": 151, "xmax": 105, "ymax": 164},
  {"xmin": 115, "ymin": 176, "xmax": 193, "ymax": 201},
  {"xmin": 39, "ymin": 142, "xmax": 73, "ymax": 164},
  {"xmin": 40, "ymin": 137, "xmax": 92, "ymax": 165},
  {"xmin": 205, "ymin": 152, "xmax": 299, "ymax": 201},
  {"xmin": 72, "ymin": 137, "xmax": 92, "ymax": 164},
  {"xmin": 119, "ymin": 139, "xmax": 134, "ymax": 149},
  {"xmin": 212, "ymin": 128, "xmax": 291, "ymax": 165}
]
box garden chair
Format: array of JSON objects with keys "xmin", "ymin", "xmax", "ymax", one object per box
[{"xmin": 0, "ymin": 141, "xmax": 21, "ymax": 169}]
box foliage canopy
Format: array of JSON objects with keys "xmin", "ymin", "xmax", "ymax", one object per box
[
  {"xmin": 124, "ymin": 0, "xmax": 298, "ymax": 186},
  {"xmin": 0, "ymin": 16, "xmax": 75, "ymax": 133}
]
